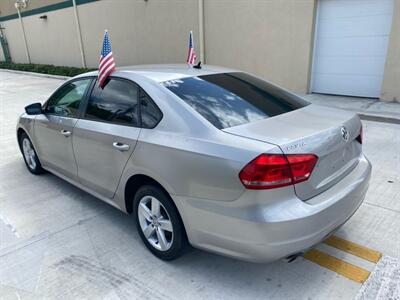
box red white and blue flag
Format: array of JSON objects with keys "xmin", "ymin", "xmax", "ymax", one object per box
[
  {"xmin": 98, "ymin": 30, "xmax": 116, "ymax": 88},
  {"xmin": 186, "ymin": 31, "xmax": 197, "ymax": 66}
]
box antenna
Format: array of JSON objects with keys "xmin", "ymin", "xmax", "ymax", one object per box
[{"xmin": 193, "ymin": 61, "xmax": 202, "ymax": 69}]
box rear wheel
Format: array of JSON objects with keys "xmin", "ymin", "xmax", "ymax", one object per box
[
  {"xmin": 134, "ymin": 185, "xmax": 187, "ymax": 260},
  {"xmin": 19, "ymin": 132, "xmax": 44, "ymax": 175}
]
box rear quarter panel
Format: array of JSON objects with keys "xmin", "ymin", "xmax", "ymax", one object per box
[{"xmin": 113, "ymin": 128, "xmax": 284, "ymax": 211}]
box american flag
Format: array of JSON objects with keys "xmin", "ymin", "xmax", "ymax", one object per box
[
  {"xmin": 98, "ymin": 30, "xmax": 116, "ymax": 88},
  {"xmin": 186, "ymin": 31, "xmax": 197, "ymax": 65}
]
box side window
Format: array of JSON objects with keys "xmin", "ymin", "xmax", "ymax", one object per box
[
  {"xmin": 85, "ymin": 78, "xmax": 139, "ymax": 126},
  {"xmin": 139, "ymin": 89, "xmax": 162, "ymax": 128},
  {"xmin": 45, "ymin": 79, "xmax": 91, "ymax": 117}
]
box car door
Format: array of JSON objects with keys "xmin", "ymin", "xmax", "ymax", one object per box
[
  {"xmin": 34, "ymin": 78, "xmax": 93, "ymax": 180},
  {"xmin": 73, "ymin": 77, "xmax": 141, "ymax": 198}
]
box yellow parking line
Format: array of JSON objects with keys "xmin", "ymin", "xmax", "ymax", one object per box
[
  {"xmin": 324, "ymin": 236, "xmax": 382, "ymax": 263},
  {"xmin": 304, "ymin": 249, "xmax": 370, "ymax": 283}
]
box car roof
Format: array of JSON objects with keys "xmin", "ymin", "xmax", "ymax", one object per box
[{"xmin": 75, "ymin": 64, "xmax": 237, "ymax": 83}]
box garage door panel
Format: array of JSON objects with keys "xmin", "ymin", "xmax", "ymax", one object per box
[
  {"xmin": 312, "ymin": 73, "xmax": 382, "ymax": 98},
  {"xmin": 319, "ymin": 0, "xmax": 393, "ymax": 19},
  {"xmin": 313, "ymin": 56, "xmax": 387, "ymax": 77},
  {"xmin": 315, "ymin": 36, "xmax": 390, "ymax": 57},
  {"xmin": 317, "ymin": 15, "xmax": 393, "ymax": 38},
  {"xmin": 312, "ymin": 0, "xmax": 394, "ymax": 98}
]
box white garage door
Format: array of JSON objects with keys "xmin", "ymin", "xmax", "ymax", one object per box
[{"xmin": 311, "ymin": 0, "xmax": 394, "ymax": 98}]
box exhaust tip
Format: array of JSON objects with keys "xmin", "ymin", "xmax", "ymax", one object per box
[{"xmin": 283, "ymin": 252, "xmax": 304, "ymax": 263}]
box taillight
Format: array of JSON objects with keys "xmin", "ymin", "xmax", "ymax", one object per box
[
  {"xmin": 356, "ymin": 125, "xmax": 363, "ymax": 144},
  {"xmin": 239, "ymin": 154, "xmax": 318, "ymax": 190}
]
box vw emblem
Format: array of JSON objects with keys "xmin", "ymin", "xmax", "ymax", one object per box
[{"xmin": 341, "ymin": 126, "xmax": 349, "ymax": 142}]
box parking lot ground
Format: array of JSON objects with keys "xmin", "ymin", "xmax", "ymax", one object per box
[
  {"xmin": 303, "ymin": 93, "xmax": 400, "ymax": 124},
  {"xmin": 1, "ymin": 70, "xmax": 399, "ymax": 299}
]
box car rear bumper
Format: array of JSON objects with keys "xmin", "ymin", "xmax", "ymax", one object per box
[{"xmin": 173, "ymin": 154, "xmax": 372, "ymax": 263}]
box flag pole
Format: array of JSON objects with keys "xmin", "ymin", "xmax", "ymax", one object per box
[{"xmin": 187, "ymin": 31, "xmax": 193, "ymax": 68}]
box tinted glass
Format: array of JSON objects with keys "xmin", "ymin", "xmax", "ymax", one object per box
[
  {"xmin": 45, "ymin": 79, "xmax": 91, "ymax": 117},
  {"xmin": 163, "ymin": 72, "xmax": 309, "ymax": 129},
  {"xmin": 140, "ymin": 89, "xmax": 162, "ymax": 128},
  {"xmin": 86, "ymin": 78, "xmax": 139, "ymax": 126}
]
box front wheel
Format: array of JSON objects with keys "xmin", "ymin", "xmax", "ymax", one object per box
[
  {"xmin": 134, "ymin": 185, "xmax": 187, "ymax": 260},
  {"xmin": 19, "ymin": 132, "xmax": 44, "ymax": 175}
]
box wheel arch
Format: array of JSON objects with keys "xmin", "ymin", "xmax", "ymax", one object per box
[
  {"xmin": 17, "ymin": 127, "xmax": 26, "ymax": 143},
  {"xmin": 124, "ymin": 174, "xmax": 189, "ymax": 241},
  {"xmin": 17, "ymin": 127, "xmax": 31, "ymax": 151},
  {"xmin": 124, "ymin": 174, "xmax": 174, "ymax": 214}
]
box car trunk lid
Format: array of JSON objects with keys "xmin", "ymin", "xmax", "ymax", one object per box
[{"xmin": 223, "ymin": 105, "xmax": 362, "ymax": 200}]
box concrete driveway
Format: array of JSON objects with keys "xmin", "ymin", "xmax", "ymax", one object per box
[{"xmin": 0, "ymin": 70, "xmax": 399, "ymax": 299}]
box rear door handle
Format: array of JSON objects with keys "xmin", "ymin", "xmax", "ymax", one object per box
[
  {"xmin": 113, "ymin": 142, "xmax": 130, "ymax": 151},
  {"xmin": 60, "ymin": 129, "xmax": 71, "ymax": 137}
]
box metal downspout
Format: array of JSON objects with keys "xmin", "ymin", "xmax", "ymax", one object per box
[
  {"xmin": 16, "ymin": 6, "xmax": 30, "ymax": 63},
  {"xmin": 72, "ymin": 0, "xmax": 86, "ymax": 68},
  {"xmin": 198, "ymin": 0, "xmax": 205, "ymax": 64}
]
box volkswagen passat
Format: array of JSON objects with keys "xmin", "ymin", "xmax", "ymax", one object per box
[{"xmin": 17, "ymin": 65, "xmax": 371, "ymax": 262}]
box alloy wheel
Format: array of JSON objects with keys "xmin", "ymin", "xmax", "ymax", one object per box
[
  {"xmin": 137, "ymin": 195, "xmax": 174, "ymax": 251},
  {"xmin": 22, "ymin": 138, "xmax": 37, "ymax": 170}
]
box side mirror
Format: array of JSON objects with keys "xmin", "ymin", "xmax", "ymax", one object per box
[{"xmin": 25, "ymin": 103, "xmax": 43, "ymax": 115}]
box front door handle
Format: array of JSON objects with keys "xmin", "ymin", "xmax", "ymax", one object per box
[
  {"xmin": 113, "ymin": 142, "xmax": 130, "ymax": 151},
  {"xmin": 60, "ymin": 129, "xmax": 71, "ymax": 137}
]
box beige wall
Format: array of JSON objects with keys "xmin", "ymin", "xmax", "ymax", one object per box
[
  {"xmin": 204, "ymin": 0, "xmax": 315, "ymax": 93},
  {"xmin": 381, "ymin": 1, "xmax": 400, "ymax": 102},
  {"xmin": 1, "ymin": 0, "xmax": 399, "ymax": 100},
  {"xmin": 0, "ymin": 0, "xmax": 314, "ymax": 94},
  {"xmin": 77, "ymin": 0, "xmax": 316, "ymax": 93},
  {"xmin": 25, "ymin": 6, "xmax": 82, "ymax": 66},
  {"xmin": 78, "ymin": 0, "xmax": 199, "ymax": 67},
  {"xmin": 0, "ymin": 0, "xmax": 82, "ymax": 65},
  {"xmin": 0, "ymin": 0, "xmax": 315, "ymax": 94},
  {"xmin": 0, "ymin": 0, "xmax": 199, "ymax": 67},
  {"xmin": 2, "ymin": 18, "xmax": 27, "ymax": 63},
  {"xmin": 0, "ymin": 7, "xmax": 82, "ymax": 66},
  {"xmin": 0, "ymin": 0, "xmax": 64, "ymax": 17}
]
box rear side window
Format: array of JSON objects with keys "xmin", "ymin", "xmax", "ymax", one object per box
[
  {"xmin": 139, "ymin": 89, "xmax": 162, "ymax": 128},
  {"xmin": 85, "ymin": 78, "xmax": 140, "ymax": 126},
  {"xmin": 163, "ymin": 72, "xmax": 309, "ymax": 129}
]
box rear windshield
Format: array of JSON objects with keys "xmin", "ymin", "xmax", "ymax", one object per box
[{"xmin": 163, "ymin": 72, "xmax": 309, "ymax": 129}]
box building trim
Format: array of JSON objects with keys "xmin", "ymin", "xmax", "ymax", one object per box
[{"xmin": 0, "ymin": 0, "xmax": 98, "ymax": 22}]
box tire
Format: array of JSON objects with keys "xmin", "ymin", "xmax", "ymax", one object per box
[
  {"xmin": 133, "ymin": 185, "xmax": 187, "ymax": 260},
  {"xmin": 19, "ymin": 132, "xmax": 45, "ymax": 175}
]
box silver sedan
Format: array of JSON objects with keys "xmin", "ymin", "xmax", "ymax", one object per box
[{"xmin": 16, "ymin": 65, "xmax": 371, "ymax": 262}]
